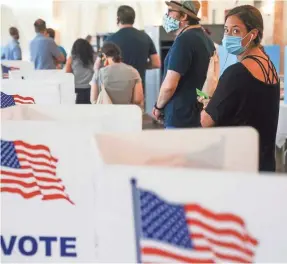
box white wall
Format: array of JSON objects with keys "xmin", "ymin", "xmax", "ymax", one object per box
[
  {"xmin": 1, "ymin": 0, "xmax": 53, "ymax": 60},
  {"xmin": 55, "ymin": 0, "xmax": 166, "ymax": 54},
  {"xmin": 1, "ymin": 0, "xmax": 283, "ymax": 60}
]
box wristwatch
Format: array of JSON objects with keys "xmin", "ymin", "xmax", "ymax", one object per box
[{"xmin": 154, "ymin": 103, "xmax": 164, "ymax": 111}]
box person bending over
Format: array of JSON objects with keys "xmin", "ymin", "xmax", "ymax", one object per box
[{"xmin": 90, "ymin": 42, "xmax": 144, "ymax": 108}]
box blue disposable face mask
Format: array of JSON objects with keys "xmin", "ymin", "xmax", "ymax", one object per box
[
  {"xmin": 222, "ymin": 33, "xmax": 253, "ymax": 56},
  {"xmin": 163, "ymin": 13, "xmax": 180, "ymax": 33}
]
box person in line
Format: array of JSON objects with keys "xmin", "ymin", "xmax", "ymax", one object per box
[
  {"xmin": 1, "ymin": 27, "xmax": 22, "ymax": 60},
  {"xmin": 46, "ymin": 28, "xmax": 67, "ymax": 68},
  {"xmin": 152, "ymin": 0, "xmax": 215, "ymax": 128},
  {"xmin": 90, "ymin": 42, "xmax": 144, "ymax": 108},
  {"xmin": 201, "ymin": 5, "xmax": 280, "ymax": 172},
  {"xmin": 66, "ymin": 38, "xmax": 94, "ymax": 104},
  {"xmin": 96, "ymin": 5, "xmax": 161, "ymax": 91},
  {"xmin": 30, "ymin": 19, "xmax": 65, "ymax": 69},
  {"xmin": 85, "ymin": 35, "xmax": 92, "ymax": 44}
]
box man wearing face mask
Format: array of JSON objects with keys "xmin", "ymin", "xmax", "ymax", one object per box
[{"xmin": 153, "ymin": 0, "xmax": 215, "ymax": 128}]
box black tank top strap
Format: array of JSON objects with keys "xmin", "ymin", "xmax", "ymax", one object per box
[{"xmin": 241, "ymin": 55, "xmax": 279, "ymax": 84}]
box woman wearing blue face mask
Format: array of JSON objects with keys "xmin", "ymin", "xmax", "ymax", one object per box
[{"xmin": 201, "ymin": 5, "xmax": 280, "ymax": 172}]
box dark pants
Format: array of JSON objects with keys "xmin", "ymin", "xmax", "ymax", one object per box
[{"xmin": 75, "ymin": 88, "xmax": 91, "ymax": 104}]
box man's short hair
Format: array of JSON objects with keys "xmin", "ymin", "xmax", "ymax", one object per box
[
  {"xmin": 47, "ymin": 28, "xmax": 55, "ymax": 39},
  {"xmin": 117, "ymin": 5, "xmax": 135, "ymax": 25},
  {"xmin": 179, "ymin": 12, "xmax": 199, "ymax": 25},
  {"xmin": 9, "ymin": 27, "xmax": 19, "ymax": 37},
  {"xmin": 34, "ymin": 19, "xmax": 46, "ymax": 33}
]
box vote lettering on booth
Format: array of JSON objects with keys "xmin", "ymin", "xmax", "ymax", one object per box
[
  {"xmin": 0, "ymin": 106, "xmax": 143, "ymax": 262},
  {"xmin": 0, "ymin": 122, "xmax": 98, "ymax": 262}
]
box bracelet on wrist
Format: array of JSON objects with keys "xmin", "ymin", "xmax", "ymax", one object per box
[{"xmin": 154, "ymin": 103, "xmax": 164, "ymax": 111}]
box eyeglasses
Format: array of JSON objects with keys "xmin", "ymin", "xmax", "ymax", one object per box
[{"xmin": 167, "ymin": 9, "xmax": 180, "ymax": 15}]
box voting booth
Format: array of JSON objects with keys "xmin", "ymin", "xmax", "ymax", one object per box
[
  {"xmin": 9, "ymin": 71, "xmax": 75, "ymax": 104},
  {"xmin": 95, "ymin": 166, "xmax": 287, "ymax": 263},
  {"xmin": 1, "ymin": 80, "xmax": 61, "ymax": 105},
  {"xmin": 1, "ymin": 103, "xmax": 143, "ymax": 262},
  {"xmin": 1, "ymin": 60, "xmax": 34, "ymax": 76},
  {"xmin": 0, "ymin": 105, "xmax": 143, "ymax": 132},
  {"xmin": 93, "ymin": 128, "xmax": 259, "ymax": 172},
  {"xmin": 1, "ymin": 121, "xmax": 100, "ymax": 262}
]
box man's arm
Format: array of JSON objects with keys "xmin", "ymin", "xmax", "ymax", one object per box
[
  {"xmin": 156, "ymin": 70, "xmax": 180, "ymax": 108},
  {"xmin": 12, "ymin": 46, "xmax": 22, "ymax": 60},
  {"xmin": 1, "ymin": 48, "xmax": 6, "ymax": 60},
  {"xmin": 50, "ymin": 40, "xmax": 65, "ymax": 63},
  {"xmin": 65, "ymin": 56, "xmax": 73, "ymax": 73},
  {"xmin": 147, "ymin": 54, "xmax": 161, "ymax": 69},
  {"xmin": 147, "ymin": 35, "xmax": 161, "ymax": 69}
]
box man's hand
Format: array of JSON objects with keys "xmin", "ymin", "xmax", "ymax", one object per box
[
  {"xmin": 197, "ymin": 96, "xmax": 210, "ymax": 110},
  {"xmin": 152, "ymin": 107, "xmax": 162, "ymax": 121}
]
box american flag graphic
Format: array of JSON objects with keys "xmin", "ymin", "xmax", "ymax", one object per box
[
  {"xmin": 1, "ymin": 64, "xmax": 19, "ymax": 79},
  {"xmin": 0, "ymin": 140, "xmax": 74, "ymax": 205},
  {"xmin": 134, "ymin": 186, "xmax": 258, "ymax": 263},
  {"xmin": 1, "ymin": 92, "xmax": 35, "ymax": 108}
]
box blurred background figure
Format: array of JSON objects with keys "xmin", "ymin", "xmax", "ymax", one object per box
[
  {"xmin": 46, "ymin": 28, "xmax": 67, "ymax": 69},
  {"xmin": 66, "ymin": 38, "xmax": 94, "ymax": 104},
  {"xmin": 102, "ymin": 5, "xmax": 161, "ymax": 93},
  {"xmin": 1, "ymin": 27, "xmax": 22, "ymax": 60},
  {"xmin": 30, "ymin": 19, "xmax": 65, "ymax": 69},
  {"xmin": 90, "ymin": 42, "xmax": 144, "ymax": 108},
  {"xmin": 85, "ymin": 35, "xmax": 92, "ymax": 44}
]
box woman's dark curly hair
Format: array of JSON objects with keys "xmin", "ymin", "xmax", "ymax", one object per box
[
  {"xmin": 225, "ymin": 5, "xmax": 264, "ymax": 47},
  {"xmin": 71, "ymin": 38, "xmax": 94, "ymax": 67}
]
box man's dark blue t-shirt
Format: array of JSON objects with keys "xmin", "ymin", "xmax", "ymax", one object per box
[
  {"xmin": 106, "ymin": 27, "xmax": 157, "ymax": 86},
  {"xmin": 163, "ymin": 28, "xmax": 215, "ymax": 128}
]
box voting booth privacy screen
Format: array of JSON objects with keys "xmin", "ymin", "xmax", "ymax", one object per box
[
  {"xmin": 93, "ymin": 127, "xmax": 259, "ymax": 172},
  {"xmin": 96, "ymin": 166, "xmax": 287, "ymax": 263},
  {"xmin": 0, "ymin": 105, "xmax": 143, "ymax": 132},
  {"xmin": 1, "ymin": 122, "xmax": 99, "ymax": 262},
  {"xmin": 8, "ymin": 71, "xmax": 76, "ymax": 104},
  {"xmin": 1, "ymin": 80, "xmax": 61, "ymax": 106}
]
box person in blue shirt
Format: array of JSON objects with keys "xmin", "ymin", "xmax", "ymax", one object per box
[
  {"xmin": 152, "ymin": 0, "xmax": 215, "ymax": 128},
  {"xmin": 101, "ymin": 5, "xmax": 161, "ymax": 92},
  {"xmin": 1, "ymin": 27, "xmax": 22, "ymax": 60},
  {"xmin": 46, "ymin": 28, "xmax": 67, "ymax": 69},
  {"xmin": 30, "ymin": 19, "xmax": 65, "ymax": 70}
]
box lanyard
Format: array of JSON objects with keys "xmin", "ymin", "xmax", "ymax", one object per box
[{"xmin": 178, "ymin": 24, "xmax": 202, "ymax": 37}]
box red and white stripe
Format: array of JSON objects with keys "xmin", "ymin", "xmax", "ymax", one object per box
[
  {"xmin": 13, "ymin": 95, "xmax": 35, "ymax": 104},
  {"xmin": 0, "ymin": 140, "xmax": 74, "ymax": 204},
  {"xmin": 141, "ymin": 204, "xmax": 258, "ymax": 263}
]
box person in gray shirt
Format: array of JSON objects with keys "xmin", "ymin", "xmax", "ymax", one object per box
[
  {"xmin": 66, "ymin": 38, "xmax": 95, "ymax": 104},
  {"xmin": 90, "ymin": 42, "xmax": 144, "ymax": 108}
]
